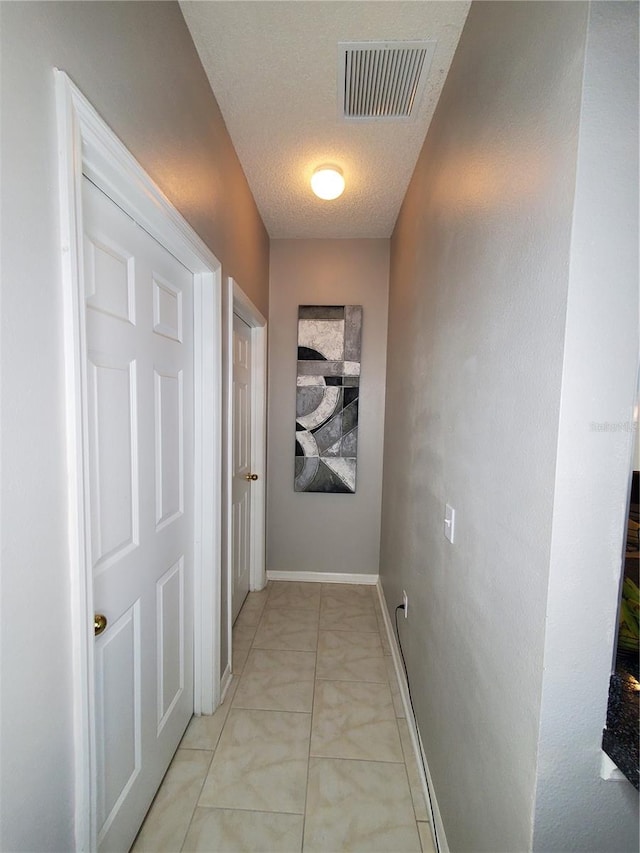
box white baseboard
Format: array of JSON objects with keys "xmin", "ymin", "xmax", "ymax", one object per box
[
  {"xmin": 266, "ymin": 570, "xmax": 378, "ymax": 585},
  {"xmin": 375, "ymin": 580, "xmax": 449, "ymax": 853}
]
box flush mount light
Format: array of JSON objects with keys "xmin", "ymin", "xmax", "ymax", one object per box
[{"xmin": 311, "ymin": 165, "xmax": 345, "ymax": 201}]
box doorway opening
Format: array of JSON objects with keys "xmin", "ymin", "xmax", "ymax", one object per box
[
  {"xmin": 224, "ymin": 278, "xmax": 267, "ymax": 688},
  {"xmin": 56, "ymin": 70, "xmax": 222, "ymax": 850}
]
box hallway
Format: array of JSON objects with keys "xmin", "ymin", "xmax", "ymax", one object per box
[{"xmin": 132, "ymin": 581, "xmax": 435, "ymax": 852}]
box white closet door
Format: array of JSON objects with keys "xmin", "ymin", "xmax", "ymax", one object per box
[
  {"xmin": 231, "ymin": 312, "xmax": 252, "ymax": 622},
  {"xmin": 83, "ymin": 177, "xmax": 194, "ymax": 852}
]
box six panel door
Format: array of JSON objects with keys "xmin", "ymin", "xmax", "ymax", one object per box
[
  {"xmin": 83, "ymin": 177, "xmax": 194, "ymax": 852},
  {"xmin": 231, "ymin": 313, "xmax": 252, "ymax": 623}
]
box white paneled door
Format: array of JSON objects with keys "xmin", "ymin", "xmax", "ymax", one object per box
[
  {"xmin": 231, "ymin": 313, "xmax": 252, "ymax": 622},
  {"xmin": 83, "ymin": 178, "xmax": 194, "ymax": 852}
]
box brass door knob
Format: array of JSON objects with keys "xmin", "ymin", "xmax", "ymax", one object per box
[
  {"xmin": 245, "ymin": 473, "xmax": 259, "ymax": 481},
  {"xmin": 94, "ymin": 613, "xmax": 108, "ymax": 636}
]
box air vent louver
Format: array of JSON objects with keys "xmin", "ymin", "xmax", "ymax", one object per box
[{"xmin": 340, "ymin": 41, "xmax": 436, "ymax": 119}]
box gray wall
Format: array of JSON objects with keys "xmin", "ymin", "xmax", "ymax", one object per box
[
  {"xmin": 267, "ymin": 239, "xmax": 389, "ymax": 576},
  {"xmin": 532, "ymin": 4, "xmax": 639, "ymax": 851},
  {"xmin": 380, "ymin": 2, "xmax": 604, "ymax": 850},
  {"xmin": 0, "ymin": 3, "xmax": 268, "ymax": 850}
]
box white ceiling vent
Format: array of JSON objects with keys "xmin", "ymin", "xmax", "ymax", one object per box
[{"xmin": 339, "ymin": 40, "xmax": 436, "ymax": 120}]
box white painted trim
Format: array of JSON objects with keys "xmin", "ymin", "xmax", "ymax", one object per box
[
  {"xmin": 55, "ymin": 70, "xmax": 222, "ymax": 851},
  {"xmin": 194, "ymin": 270, "xmax": 222, "ymax": 718},
  {"xmin": 225, "ymin": 278, "xmax": 267, "ymax": 659},
  {"xmin": 219, "ymin": 663, "xmax": 233, "ymax": 705},
  {"xmin": 232, "ymin": 281, "xmax": 267, "ymax": 595},
  {"xmin": 224, "ymin": 281, "xmax": 234, "ymax": 678},
  {"xmin": 56, "ymin": 68, "xmax": 96, "ymax": 853},
  {"xmin": 267, "ymin": 570, "xmax": 378, "ymax": 585},
  {"xmin": 375, "ymin": 580, "xmax": 448, "ymax": 853},
  {"xmin": 233, "ymin": 281, "xmax": 267, "ymax": 329}
]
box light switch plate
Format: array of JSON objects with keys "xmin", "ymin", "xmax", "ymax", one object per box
[{"xmin": 444, "ymin": 503, "xmax": 455, "ymax": 543}]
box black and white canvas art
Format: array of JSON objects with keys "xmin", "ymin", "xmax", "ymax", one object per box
[{"xmin": 294, "ymin": 305, "xmax": 362, "ymax": 493}]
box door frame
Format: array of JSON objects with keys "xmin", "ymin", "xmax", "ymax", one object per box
[
  {"xmin": 55, "ymin": 71, "xmax": 223, "ymax": 851},
  {"xmin": 224, "ymin": 278, "xmax": 267, "ymax": 674}
]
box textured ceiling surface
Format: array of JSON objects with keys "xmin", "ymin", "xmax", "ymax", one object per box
[{"xmin": 180, "ymin": 1, "xmax": 470, "ymax": 238}]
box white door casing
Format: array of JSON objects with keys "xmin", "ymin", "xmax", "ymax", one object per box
[
  {"xmin": 224, "ymin": 279, "xmax": 267, "ymax": 675},
  {"xmin": 232, "ymin": 313, "xmax": 252, "ymax": 622},
  {"xmin": 84, "ymin": 178, "xmax": 194, "ymax": 850},
  {"xmin": 56, "ymin": 71, "xmax": 222, "ymax": 851}
]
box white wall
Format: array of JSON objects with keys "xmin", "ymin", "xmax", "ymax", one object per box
[
  {"xmin": 0, "ymin": 3, "xmax": 268, "ymax": 849},
  {"xmin": 532, "ymin": 4, "xmax": 639, "ymax": 850},
  {"xmin": 380, "ymin": 2, "xmax": 596, "ymax": 850},
  {"xmin": 267, "ymin": 239, "xmax": 389, "ymax": 576}
]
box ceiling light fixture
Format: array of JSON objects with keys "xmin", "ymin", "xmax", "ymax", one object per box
[{"xmin": 311, "ymin": 165, "xmax": 345, "ymax": 201}]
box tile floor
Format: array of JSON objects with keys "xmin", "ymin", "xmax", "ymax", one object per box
[{"xmin": 132, "ymin": 581, "xmax": 436, "ymax": 853}]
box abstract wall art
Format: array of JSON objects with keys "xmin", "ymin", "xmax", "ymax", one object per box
[{"xmin": 294, "ymin": 305, "xmax": 362, "ymax": 493}]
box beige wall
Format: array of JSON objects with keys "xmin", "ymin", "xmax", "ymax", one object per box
[
  {"xmin": 0, "ymin": 3, "xmax": 268, "ymax": 849},
  {"xmin": 267, "ymin": 239, "xmax": 389, "ymax": 576},
  {"xmin": 381, "ymin": 2, "xmax": 591, "ymax": 851},
  {"xmin": 381, "ymin": 2, "xmax": 639, "ymax": 850},
  {"xmin": 533, "ymin": 3, "xmax": 639, "ymax": 849}
]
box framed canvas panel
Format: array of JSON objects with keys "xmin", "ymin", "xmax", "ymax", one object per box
[{"xmin": 294, "ymin": 305, "xmax": 362, "ymax": 493}]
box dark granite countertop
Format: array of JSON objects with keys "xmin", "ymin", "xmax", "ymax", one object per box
[
  {"xmin": 603, "ymin": 485, "xmax": 640, "ymax": 789},
  {"xmin": 602, "ymin": 648, "xmax": 639, "ymax": 790}
]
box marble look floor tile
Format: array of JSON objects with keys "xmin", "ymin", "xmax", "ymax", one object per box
[
  {"xmin": 233, "ymin": 648, "xmax": 316, "ymax": 712},
  {"xmin": 321, "ymin": 587, "xmax": 376, "ymax": 611},
  {"xmin": 198, "ymin": 708, "xmax": 311, "ymax": 814},
  {"xmin": 418, "ymin": 821, "xmax": 437, "ymax": 853},
  {"xmin": 397, "ymin": 719, "xmax": 428, "ymax": 821},
  {"xmin": 385, "ymin": 655, "xmax": 406, "ymax": 718},
  {"xmin": 267, "ymin": 581, "xmax": 321, "ymax": 611},
  {"xmin": 180, "ymin": 680, "xmax": 239, "ymax": 751},
  {"xmin": 253, "ymin": 607, "xmax": 319, "ymax": 651},
  {"xmin": 232, "ymin": 644, "xmax": 250, "ymax": 675},
  {"xmin": 378, "ymin": 622, "xmax": 391, "ymax": 657},
  {"xmin": 321, "ymin": 587, "xmax": 376, "ymax": 606},
  {"xmin": 321, "ymin": 583, "xmax": 376, "ymax": 603},
  {"xmin": 378, "ymin": 613, "xmax": 393, "ymax": 655},
  {"xmin": 319, "ymin": 599, "xmax": 379, "ymax": 633},
  {"xmin": 242, "ymin": 587, "xmax": 270, "ymax": 606},
  {"xmin": 232, "ymin": 621, "xmax": 257, "ymax": 650},
  {"xmin": 320, "ymin": 597, "xmax": 375, "ymax": 616},
  {"xmin": 310, "ymin": 680, "xmax": 402, "ymax": 762},
  {"xmin": 234, "ymin": 596, "xmax": 267, "ymax": 628},
  {"xmin": 183, "ymin": 807, "xmax": 304, "ymax": 853},
  {"xmin": 374, "ymin": 600, "xmax": 390, "ymax": 631},
  {"xmin": 316, "ymin": 630, "xmax": 386, "ymax": 683},
  {"xmin": 131, "ymin": 749, "xmax": 212, "ymax": 852},
  {"xmin": 303, "ymin": 757, "xmax": 421, "ymax": 853}
]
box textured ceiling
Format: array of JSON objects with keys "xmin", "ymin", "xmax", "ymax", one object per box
[{"xmin": 180, "ymin": 1, "xmax": 470, "ymax": 239}]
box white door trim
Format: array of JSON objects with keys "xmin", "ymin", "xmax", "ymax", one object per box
[
  {"xmin": 232, "ymin": 281, "xmax": 267, "ymax": 594},
  {"xmin": 225, "ymin": 278, "xmax": 267, "ymax": 667},
  {"xmin": 55, "ymin": 70, "xmax": 222, "ymax": 851}
]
